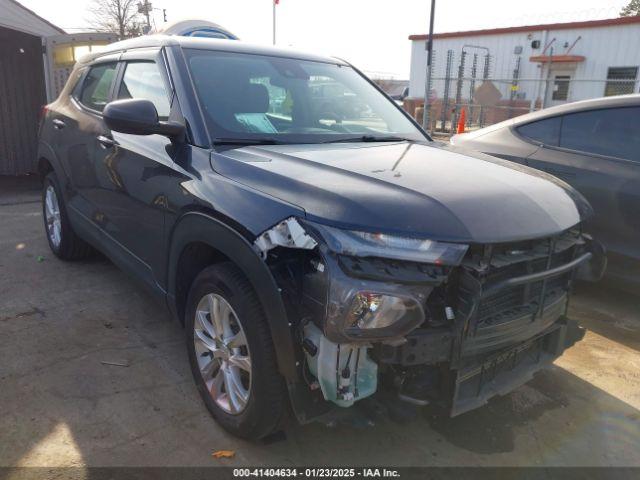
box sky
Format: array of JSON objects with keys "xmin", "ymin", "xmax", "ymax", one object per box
[{"xmin": 18, "ymin": 0, "xmax": 632, "ymax": 78}]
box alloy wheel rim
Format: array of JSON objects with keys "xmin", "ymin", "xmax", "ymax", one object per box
[
  {"xmin": 44, "ymin": 186, "xmax": 62, "ymax": 248},
  {"xmin": 193, "ymin": 293, "xmax": 252, "ymax": 415}
]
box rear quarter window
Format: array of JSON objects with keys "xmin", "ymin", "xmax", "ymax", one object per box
[
  {"xmin": 68, "ymin": 68, "xmax": 87, "ymax": 98},
  {"xmin": 516, "ymin": 117, "xmax": 561, "ymax": 146}
]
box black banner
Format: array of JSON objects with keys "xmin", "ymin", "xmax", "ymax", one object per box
[{"xmin": 1, "ymin": 467, "xmax": 638, "ymax": 480}]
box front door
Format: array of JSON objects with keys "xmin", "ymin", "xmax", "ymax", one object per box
[{"xmin": 546, "ymin": 70, "xmax": 573, "ymax": 107}]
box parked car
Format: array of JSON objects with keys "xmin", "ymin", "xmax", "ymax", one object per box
[
  {"xmin": 38, "ymin": 35, "xmax": 605, "ymax": 440},
  {"xmin": 451, "ymin": 95, "xmax": 640, "ymax": 291},
  {"xmin": 390, "ymin": 86, "xmax": 410, "ymax": 102},
  {"xmin": 309, "ymin": 80, "xmax": 370, "ymax": 121}
]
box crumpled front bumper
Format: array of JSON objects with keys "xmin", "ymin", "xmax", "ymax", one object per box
[{"xmin": 450, "ymin": 317, "xmax": 585, "ymax": 417}]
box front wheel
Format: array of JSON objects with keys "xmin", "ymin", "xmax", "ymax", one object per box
[{"xmin": 185, "ymin": 263, "xmax": 286, "ymax": 440}]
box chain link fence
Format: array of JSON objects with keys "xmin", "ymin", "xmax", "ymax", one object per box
[{"xmin": 405, "ymin": 49, "xmax": 640, "ymax": 135}]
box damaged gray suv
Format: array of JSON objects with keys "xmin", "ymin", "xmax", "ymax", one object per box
[{"xmin": 38, "ymin": 35, "xmax": 606, "ymax": 440}]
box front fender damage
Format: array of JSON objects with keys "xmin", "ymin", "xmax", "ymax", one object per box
[
  {"xmin": 253, "ymin": 218, "xmax": 435, "ymax": 413},
  {"xmin": 254, "ymin": 217, "xmax": 317, "ymax": 258}
]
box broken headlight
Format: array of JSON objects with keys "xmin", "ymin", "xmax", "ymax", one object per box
[
  {"xmin": 323, "ymin": 269, "xmax": 428, "ymax": 342},
  {"xmin": 299, "ymin": 221, "xmax": 466, "ymax": 342},
  {"xmin": 348, "ymin": 292, "xmax": 423, "ymax": 330},
  {"xmin": 303, "ymin": 222, "xmax": 468, "ymax": 266}
]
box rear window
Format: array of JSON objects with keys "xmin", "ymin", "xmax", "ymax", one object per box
[
  {"xmin": 79, "ymin": 63, "xmax": 117, "ymax": 112},
  {"xmin": 516, "ymin": 117, "xmax": 561, "ymax": 146}
]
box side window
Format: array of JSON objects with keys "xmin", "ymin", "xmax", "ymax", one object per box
[
  {"xmin": 516, "ymin": 117, "xmax": 561, "ymax": 146},
  {"xmin": 79, "ymin": 63, "xmax": 117, "ymax": 112},
  {"xmin": 118, "ymin": 62, "xmax": 171, "ymax": 120},
  {"xmin": 560, "ymin": 107, "xmax": 640, "ymax": 162}
]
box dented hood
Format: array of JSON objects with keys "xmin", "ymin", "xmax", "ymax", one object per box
[{"xmin": 211, "ymin": 141, "xmax": 591, "ymax": 244}]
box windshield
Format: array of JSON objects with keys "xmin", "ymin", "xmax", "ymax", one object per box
[{"xmin": 184, "ymin": 49, "xmax": 427, "ymax": 145}]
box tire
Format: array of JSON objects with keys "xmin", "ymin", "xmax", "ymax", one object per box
[
  {"xmin": 185, "ymin": 262, "xmax": 286, "ymax": 440},
  {"xmin": 42, "ymin": 171, "xmax": 93, "ymax": 261}
]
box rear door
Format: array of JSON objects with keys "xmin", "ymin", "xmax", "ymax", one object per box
[
  {"xmin": 52, "ymin": 57, "xmax": 119, "ymax": 220},
  {"xmin": 526, "ymin": 107, "xmax": 640, "ymax": 274},
  {"xmin": 88, "ymin": 49, "xmax": 176, "ymax": 291}
]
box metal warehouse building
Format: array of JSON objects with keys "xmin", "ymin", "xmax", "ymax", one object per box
[
  {"xmin": 0, "ymin": 0, "xmax": 114, "ymax": 175},
  {"xmin": 406, "ymin": 16, "xmax": 640, "ymax": 130}
]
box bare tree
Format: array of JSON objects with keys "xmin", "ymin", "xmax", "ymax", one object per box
[
  {"xmin": 620, "ymin": 0, "xmax": 640, "ymax": 16},
  {"xmin": 87, "ymin": 0, "xmax": 142, "ymax": 39}
]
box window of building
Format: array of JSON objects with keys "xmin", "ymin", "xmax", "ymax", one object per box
[
  {"xmin": 118, "ymin": 62, "xmax": 171, "ymax": 120},
  {"xmin": 79, "ymin": 63, "xmax": 117, "ymax": 112},
  {"xmin": 516, "ymin": 117, "xmax": 561, "ymax": 146},
  {"xmin": 560, "ymin": 107, "xmax": 640, "ymax": 162},
  {"xmin": 604, "ymin": 67, "xmax": 638, "ymax": 97}
]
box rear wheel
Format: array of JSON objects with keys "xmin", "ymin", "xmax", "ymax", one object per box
[
  {"xmin": 185, "ymin": 262, "xmax": 286, "ymax": 440},
  {"xmin": 42, "ymin": 172, "xmax": 93, "ymax": 260}
]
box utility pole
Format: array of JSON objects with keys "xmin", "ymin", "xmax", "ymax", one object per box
[
  {"xmin": 138, "ymin": 0, "xmax": 152, "ymax": 32},
  {"xmin": 422, "ymin": 0, "xmax": 436, "ymax": 132},
  {"xmin": 273, "ymin": 0, "xmax": 278, "ymax": 45}
]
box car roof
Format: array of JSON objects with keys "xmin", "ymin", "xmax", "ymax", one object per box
[
  {"xmin": 511, "ymin": 94, "xmax": 640, "ymax": 125},
  {"xmin": 78, "ymin": 34, "xmax": 348, "ymax": 66}
]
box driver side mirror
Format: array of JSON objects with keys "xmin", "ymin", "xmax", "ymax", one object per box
[{"xmin": 103, "ymin": 99, "xmax": 185, "ymax": 140}]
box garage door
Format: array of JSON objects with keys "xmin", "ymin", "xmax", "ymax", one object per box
[{"xmin": 0, "ymin": 27, "xmax": 47, "ymax": 175}]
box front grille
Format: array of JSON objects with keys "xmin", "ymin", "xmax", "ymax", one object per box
[
  {"xmin": 456, "ymin": 229, "xmax": 585, "ymax": 356},
  {"xmin": 476, "ymin": 251, "xmax": 573, "ymax": 324}
]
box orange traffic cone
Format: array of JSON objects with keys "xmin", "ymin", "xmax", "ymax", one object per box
[{"xmin": 457, "ymin": 108, "xmax": 467, "ymax": 134}]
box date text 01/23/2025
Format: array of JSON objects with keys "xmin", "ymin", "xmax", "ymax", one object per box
[{"xmin": 232, "ymin": 468, "xmax": 401, "ymax": 478}]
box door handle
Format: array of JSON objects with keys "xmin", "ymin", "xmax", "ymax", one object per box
[
  {"xmin": 52, "ymin": 119, "xmax": 66, "ymax": 130},
  {"xmin": 97, "ymin": 135, "xmax": 117, "ymax": 149}
]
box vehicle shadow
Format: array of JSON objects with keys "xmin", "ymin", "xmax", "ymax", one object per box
[
  {"xmin": 571, "ymin": 281, "xmax": 640, "ymax": 352},
  {"xmin": 272, "ymin": 365, "xmax": 640, "ymax": 466}
]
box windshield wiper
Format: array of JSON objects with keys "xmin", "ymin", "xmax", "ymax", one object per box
[
  {"xmin": 321, "ymin": 135, "xmax": 412, "ymax": 144},
  {"xmin": 213, "ymin": 135, "xmax": 413, "ymax": 146},
  {"xmin": 213, "ymin": 137, "xmax": 289, "ymax": 146}
]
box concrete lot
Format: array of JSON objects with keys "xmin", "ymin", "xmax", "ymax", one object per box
[{"xmin": 1, "ymin": 176, "xmax": 639, "ymax": 469}]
